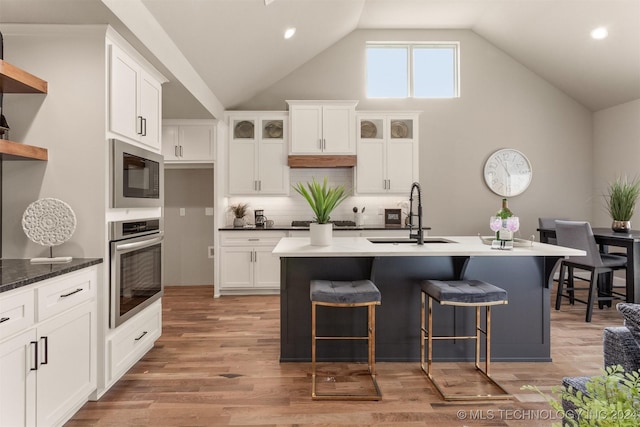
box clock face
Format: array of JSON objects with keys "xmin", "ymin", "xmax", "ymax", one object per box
[{"xmin": 483, "ymin": 149, "xmax": 532, "ymax": 197}]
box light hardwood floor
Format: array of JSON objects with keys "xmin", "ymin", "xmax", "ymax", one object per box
[{"xmin": 66, "ymin": 285, "xmax": 624, "ymax": 426}]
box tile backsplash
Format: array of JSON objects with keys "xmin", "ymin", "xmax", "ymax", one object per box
[{"xmin": 226, "ymin": 168, "xmax": 411, "ymax": 226}]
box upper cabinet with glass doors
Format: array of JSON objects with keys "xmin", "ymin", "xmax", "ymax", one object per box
[
  {"xmin": 226, "ymin": 112, "xmax": 289, "ymax": 195},
  {"xmin": 355, "ymin": 112, "xmax": 420, "ymax": 194}
]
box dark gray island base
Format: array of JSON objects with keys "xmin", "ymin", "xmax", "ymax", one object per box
[{"xmin": 279, "ymin": 255, "xmax": 556, "ymax": 363}]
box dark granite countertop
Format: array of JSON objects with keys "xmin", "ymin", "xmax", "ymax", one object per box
[
  {"xmin": 219, "ymin": 225, "xmax": 431, "ymax": 231},
  {"xmin": 0, "ymin": 258, "xmax": 103, "ymax": 294}
]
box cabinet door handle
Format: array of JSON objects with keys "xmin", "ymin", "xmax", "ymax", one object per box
[
  {"xmin": 387, "ymin": 179, "xmax": 391, "ymax": 190},
  {"xmin": 249, "ymin": 251, "xmax": 254, "ymax": 262},
  {"xmin": 60, "ymin": 288, "xmax": 83, "ymax": 298},
  {"xmin": 137, "ymin": 116, "xmax": 144, "ymax": 135},
  {"xmin": 40, "ymin": 336, "xmax": 49, "ymax": 366},
  {"xmin": 258, "ymin": 180, "xmax": 262, "ymax": 191},
  {"xmin": 30, "ymin": 341, "xmax": 38, "ymax": 371},
  {"xmin": 248, "ymin": 238, "xmax": 260, "ymax": 241},
  {"xmin": 179, "ymin": 145, "xmax": 183, "ymax": 157},
  {"xmin": 142, "ymin": 117, "xmax": 147, "ymax": 136},
  {"xmin": 135, "ymin": 331, "xmax": 148, "ymax": 341},
  {"xmin": 174, "ymin": 145, "xmax": 179, "ymax": 157},
  {"xmin": 254, "ymin": 251, "xmax": 258, "ymax": 262},
  {"xmin": 0, "ymin": 317, "xmax": 9, "ymax": 324}
]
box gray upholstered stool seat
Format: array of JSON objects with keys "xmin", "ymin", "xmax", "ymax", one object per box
[
  {"xmin": 420, "ymin": 279, "xmax": 510, "ymax": 401},
  {"xmin": 422, "ymin": 279, "xmax": 508, "ymax": 305},
  {"xmin": 310, "ymin": 280, "xmax": 381, "ymax": 305},
  {"xmin": 310, "ymin": 279, "xmax": 382, "ymax": 401}
]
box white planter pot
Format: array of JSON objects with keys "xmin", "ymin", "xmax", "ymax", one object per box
[{"xmin": 309, "ymin": 223, "xmax": 333, "ymax": 246}]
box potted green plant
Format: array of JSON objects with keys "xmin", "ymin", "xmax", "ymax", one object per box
[
  {"xmin": 522, "ymin": 365, "xmax": 640, "ymax": 427},
  {"xmin": 293, "ymin": 177, "xmax": 349, "ymax": 245},
  {"xmin": 605, "ymin": 176, "xmax": 640, "ymax": 232},
  {"xmin": 229, "ymin": 203, "xmax": 249, "ymax": 227}
]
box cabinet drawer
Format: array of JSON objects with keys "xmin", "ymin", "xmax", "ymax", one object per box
[
  {"xmin": 108, "ymin": 301, "xmax": 162, "ymax": 382},
  {"xmin": 0, "ymin": 288, "xmax": 35, "ymax": 341},
  {"xmin": 36, "ymin": 268, "xmax": 97, "ymax": 322},
  {"xmin": 220, "ymin": 231, "xmax": 287, "ymax": 246}
]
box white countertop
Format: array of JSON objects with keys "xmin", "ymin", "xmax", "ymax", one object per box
[{"xmin": 272, "ymin": 236, "xmax": 585, "ymax": 257}]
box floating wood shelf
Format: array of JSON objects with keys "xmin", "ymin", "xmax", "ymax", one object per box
[
  {"xmin": 288, "ymin": 155, "xmax": 357, "ymax": 168},
  {"xmin": 0, "ymin": 139, "xmax": 48, "ymax": 160},
  {"xmin": 0, "ymin": 59, "xmax": 48, "ymax": 93}
]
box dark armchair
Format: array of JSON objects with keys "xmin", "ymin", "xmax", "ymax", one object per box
[{"xmin": 561, "ymin": 303, "xmax": 640, "ymax": 422}]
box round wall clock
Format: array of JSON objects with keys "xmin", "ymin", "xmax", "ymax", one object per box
[{"xmin": 483, "ymin": 148, "xmax": 532, "ymax": 197}]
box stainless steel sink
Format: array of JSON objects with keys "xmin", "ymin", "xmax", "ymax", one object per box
[{"xmin": 367, "ymin": 237, "xmax": 455, "ymax": 244}]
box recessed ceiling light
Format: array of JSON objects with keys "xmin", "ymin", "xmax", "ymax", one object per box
[
  {"xmin": 284, "ymin": 27, "xmax": 296, "ymax": 40},
  {"xmin": 590, "ymin": 27, "xmax": 608, "ymax": 40}
]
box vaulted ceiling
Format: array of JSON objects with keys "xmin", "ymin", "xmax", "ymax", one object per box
[{"xmin": 1, "ymin": 0, "xmax": 639, "ymax": 116}]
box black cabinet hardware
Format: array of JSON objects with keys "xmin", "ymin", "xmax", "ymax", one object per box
[{"xmin": 60, "ymin": 288, "xmax": 83, "ymax": 298}]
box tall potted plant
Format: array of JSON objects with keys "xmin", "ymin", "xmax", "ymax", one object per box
[
  {"xmin": 605, "ymin": 176, "xmax": 640, "ymax": 232},
  {"xmin": 293, "ymin": 177, "xmax": 349, "ymax": 245}
]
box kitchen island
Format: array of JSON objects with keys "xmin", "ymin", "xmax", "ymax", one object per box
[{"xmin": 273, "ymin": 236, "xmax": 583, "ymax": 363}]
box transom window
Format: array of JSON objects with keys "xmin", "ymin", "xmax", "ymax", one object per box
[{"xmin": 366, "ymin": 42, "xmax": 460, "ymax": 99}]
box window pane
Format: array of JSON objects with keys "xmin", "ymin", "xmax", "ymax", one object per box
[
  {"xmin": 367, "ymin": 47, "xmax": 408, "ymax": 98},
  {"xmin": 413, "ymin": 47, "xmax": 457, "ymax": 98}
]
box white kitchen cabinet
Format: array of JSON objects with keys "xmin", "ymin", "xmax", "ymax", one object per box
[
  {"xmin": 287, "ymin": 100, "xmax": 357, "ymax": 154},
  {"xmin": 107, "ymin": 300, "xmax": 161, "ymax": 384},
  {"xmin": 219, "ymin": 231, "xmax": 286, "ymax": 294},
  {"xmin": 0, "ymin": 266, "xmax": 98, "ymax": 427},
  {"xmin": 36, "ymin": 303, "xmax": 95, "ymax": 427},
  {"xmin": 356, "ymin": 112, "xmax": 420, "ymax": 194},
  {"xmin": 108, "ymin": 42, "xmax": 164, "ymax": 151},
  {"xmin": 0, "ymin": 328, "xmax": 36, "ymax": 427},
  {"xmin": 226, "ymin": 112, "xmax": 289, "ymax": 195},
  {"xmin": 162, "ymin": 120, "xmax": 216, "ymax": 163}
]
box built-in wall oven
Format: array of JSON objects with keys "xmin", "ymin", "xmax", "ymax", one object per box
[
  {"xmin": 109, "ymin": 218, "xmax": 164, "ymax": 328},
  {"xmin": 110, "ymin": 139, "xmax": 164, "ymax": 209}
]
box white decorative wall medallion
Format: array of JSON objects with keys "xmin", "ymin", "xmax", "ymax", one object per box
[{"xmin": 22, "ymin": 198, "xmax": 76, "ymax": 263}]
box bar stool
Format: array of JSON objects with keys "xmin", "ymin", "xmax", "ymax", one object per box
[
  {"xmin": 420, "ymin": 279, "xmax": 511, "ymax": 401},
  {"xmin": 310, "ymin": 279, "xmax": 382, "ymax": 401}
]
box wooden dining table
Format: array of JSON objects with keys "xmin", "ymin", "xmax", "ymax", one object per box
[{"xmin": 538, "ymin": 227, "xmax": 640, "ymax": 303}]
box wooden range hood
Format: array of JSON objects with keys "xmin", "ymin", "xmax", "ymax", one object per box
[{"xmin": 288, "ymin": 155, "xmax": 356, "ymax": 168}]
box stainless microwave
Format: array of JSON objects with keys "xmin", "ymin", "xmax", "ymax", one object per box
[{"xmin": 110, "ymin": 139, "xmax": 164, "ymax": 208}]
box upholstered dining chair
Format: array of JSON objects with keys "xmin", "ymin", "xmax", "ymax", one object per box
[
  {"xmin": 554, "ymin": 220, "xmax": 627, "ymax": 322},
  {"xmin": 538, "ymin": 217, "xmax": 568, "ymax": 288},
  {"xmin": 537, "ymin": 217, "xmax": 568, "ymax": 245}
]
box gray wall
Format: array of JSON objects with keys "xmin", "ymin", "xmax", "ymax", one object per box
[
  {"xmin": 237, "ymin": 29, "xmax": 593, "ymax": 238},
  {"xmin": 2, "ymin": 25, "xmax": 107, "ymax": 258},
  {"xmin": 592, "ymin": 99, "xmax": 640, "ymax": 227},
  {"xmin": 164, "ymin": 168, "xmax": 214, "ymax": 286}
]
